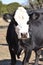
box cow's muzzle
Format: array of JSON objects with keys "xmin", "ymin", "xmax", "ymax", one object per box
[
  {"xmin": 20, "ymin": 32, "xmax": 30, "ymax": 40},
  {"xmin": 21, "ymin": 33, "xmax": 27, "ymax": 39}
]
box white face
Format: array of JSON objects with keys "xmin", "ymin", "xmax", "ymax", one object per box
[{"xmin": 14, "ymin": 7, "xmax": 30, "ymax": 39}]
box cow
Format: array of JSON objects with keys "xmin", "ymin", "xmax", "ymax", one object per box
[
  {"xmin": 3, "ymin": 7, "xmax": 30, "ymax": 65},
  {"xmin": 25, "ymin": 9, "xmax": 43, "ymax": 65}
]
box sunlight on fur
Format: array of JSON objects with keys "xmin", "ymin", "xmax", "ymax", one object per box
[{"xmin": 14, "ymin": 7, "xmax": 29, "ymax": 24}]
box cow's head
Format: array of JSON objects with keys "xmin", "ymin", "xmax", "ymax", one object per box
[
  {"xmin": 3, "ymin": 7, "xmax": 30, "ymax": 39},
  {"xmin": 14, "ymin": 7, "xmax": 30, "ymax": 39}
]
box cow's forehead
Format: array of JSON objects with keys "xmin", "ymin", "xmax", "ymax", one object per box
[{"xmin": 14, "ymin": 7, "xmax": 29, "ymax": 25}]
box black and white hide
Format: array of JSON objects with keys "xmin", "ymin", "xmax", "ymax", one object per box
[{"xmin": 3, "ymin": 7, "xmax": 30, "ymax": 65}]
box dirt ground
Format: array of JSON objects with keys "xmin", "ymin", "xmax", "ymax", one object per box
[{"xmin": 0, "ymin": 18, "xmax": 43, "ymax": 65}]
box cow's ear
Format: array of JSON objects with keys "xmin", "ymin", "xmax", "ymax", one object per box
[
  {"xmin": 3, "ymin": 13, "xmax": 12, "ymax": 23},
  {"xmin": 32, "ymin": 12, "xmax": 39, "ymax": 20}
]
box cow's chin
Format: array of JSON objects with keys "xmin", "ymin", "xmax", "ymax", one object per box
[{"xmin": 18, "ymin": 37, "xmax": 29, "ymax": 40}]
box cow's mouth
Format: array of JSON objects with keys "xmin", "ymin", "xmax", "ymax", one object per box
[{"xmin": 19, "ymin": 37, "xmax": 29, "ymax": 40}]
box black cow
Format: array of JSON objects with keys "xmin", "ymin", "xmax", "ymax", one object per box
[{"xmin": 25, "ymin": 9, "xmax": 43, "ymax": 65}]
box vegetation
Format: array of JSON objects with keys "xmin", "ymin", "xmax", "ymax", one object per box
[
  {"xmin": 0, "ymin": 1, "xmax": 21, "ymax": 17},
  {"xmin": 7, "ymin": 2, "xmax": 21, "ymax": 13},
  {"xmin": 0, "ymin": 0, "xmax": 43, "ymax": 16},
  {"xmin": 29, "ymin": 0, "xmax": 43, "ymax": 9}
]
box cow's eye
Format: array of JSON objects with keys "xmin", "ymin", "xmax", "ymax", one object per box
[
  {"xmin": 27, "ymin": 21, "xmax": 29, "ymax": 24},
  {"xmin": 32, "ymin": 13, "xmax": 39, "ymax": 20}
]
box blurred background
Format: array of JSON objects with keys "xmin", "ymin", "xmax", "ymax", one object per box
[{"xmin": 0, "ymin": 0, "xmax": 43, "ymax": 16}]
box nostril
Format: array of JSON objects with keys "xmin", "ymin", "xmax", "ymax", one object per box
[
  {"xmin": 26, "ymin": 33, "xmax": 27, "ymax": 35},
  {"xmin": 21, "ymin": 33, "xmax": 27, "ymax": 38}
]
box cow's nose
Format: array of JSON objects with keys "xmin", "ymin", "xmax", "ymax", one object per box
[{"xmin": 21, "ymin": 33, "xmax": 27, "ymax": 39}]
